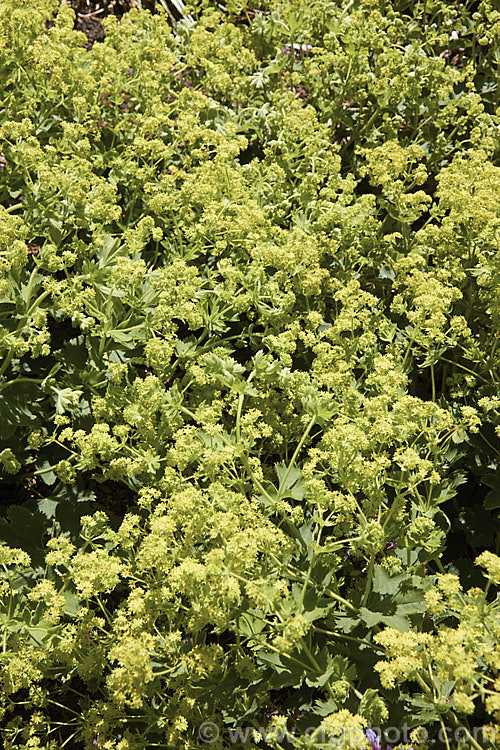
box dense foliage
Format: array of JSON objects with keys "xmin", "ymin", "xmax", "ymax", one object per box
[{"xmin": 0, "ymin": 0, "xmax": 499, "ymax": 747}]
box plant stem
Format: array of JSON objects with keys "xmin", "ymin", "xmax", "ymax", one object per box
[
  {"xmin": 361, "ymin": 554, "xmax": 375, "ymax": 608},
  {"xmin": 276, "ymin": 415, "xmax": 316, "ymax": 503}
]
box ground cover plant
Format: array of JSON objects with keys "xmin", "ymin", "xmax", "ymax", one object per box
[{"xmin": 0, "ymin": 0, "xmax": 499, "ymax": 747}]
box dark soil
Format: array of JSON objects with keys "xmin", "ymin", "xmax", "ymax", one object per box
[{"xmin": 66, "ymin": 0, "xmax": 143, "ymax": 47}]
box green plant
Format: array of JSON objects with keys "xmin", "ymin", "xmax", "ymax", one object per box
[{"xmin": 0, "ymin": 0, "xmax": 498, "ymax": 748}]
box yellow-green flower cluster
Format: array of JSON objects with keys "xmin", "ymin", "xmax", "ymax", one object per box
[{"xmin": 0, "ymin": 0, "xmax": 498, "ymax": 745}]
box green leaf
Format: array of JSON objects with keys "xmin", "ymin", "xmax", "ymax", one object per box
[
  {"xmin": 36, "ymin": 460, "xmax": 57, "ymax": 485},
  {"xmin": 481, "ymin": 473, "xmax": 500, "ymax": 510},
  {"xmin": 50, "ymin": 386, "xmax": 83, "ymax": 415},
  {"xmin": 313, "ymin": 697, "xmax": 339, "ymax": 717},
  {"xmin": 0, "ymin": 505, "xmax": 47, "ymax": 567},
  {"xmin": 63, "ymin": 592, "xmax": 80, "ymax": 616},
  {"xmin": 484, "ymin": 490, "xmax": 500, "ymax": 510},
  {"xmin": 372, "ymin": 566, "xmax": 407, "ymax": 596},
  {"xmin": 257, "ymin": 651, "xmax": 306, "ymax": 689},
  {"xmin": 381, "ymin": 613, "xmax": 410, "ymax": 631},
  {"xmin": 360, "ymin": 608, "xmax": 383, "ymax": 627},
  {"xmin": 275, "ymin": 462, "xmax": 305, "ymax": 499}
]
